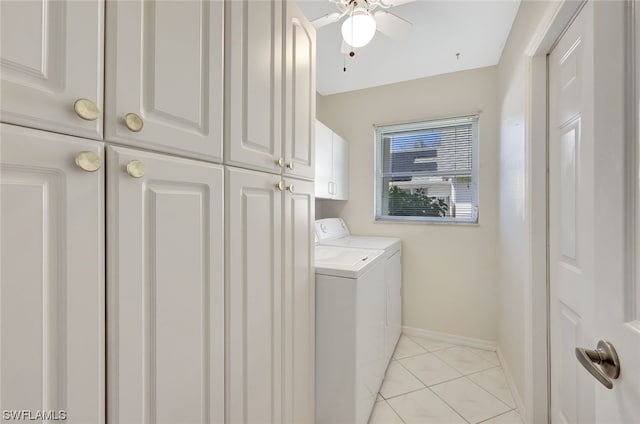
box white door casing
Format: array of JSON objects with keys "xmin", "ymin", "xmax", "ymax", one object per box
[
  {"xmin": 226, "ymin": 166, "xmax": 283, "ymax": 423},
  {"xmin": 549, "ymin": 1, "xmax": 640, "ymax": 422},
  {"xmin": 284, "ymin": 2, "xmax": 316, "ymax": 180},
  {"xmin": 0, "ymin": 124, "xmax": 104, "ymax": 423},
  {"xmin": 105, "ymin": 0, "xmax": 224, "ymax": 162},
  {"xmin": 106, "ymin": 145, "xmax": 224, "ymax": 424},
  {"xmin": 0, "ymin": 0, "xmax": 104, "ymax": 140},
  {"xmin": 225, "ymin": 0, "xmax": 284, "ymax": 174}
]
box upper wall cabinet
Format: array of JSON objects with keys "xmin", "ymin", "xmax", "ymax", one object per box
[
  {"xmin": 315, "ymin": 120, "xmax": 349, "ymax": 200},
  {"xmin": 0, "ymin": 1, "xmax": 104, "ymax": 140},
  {"xmin": 226, "ymin": 0, "xmax": 316, "ymax": 179},
  {"xmin": 105, "ymin": 0, "xmax": 224, "ymax": 162},
  {"xmin": 284, "ymin": 2, "xmax": 316, "ymax": 180},
  {"xmin": 225, "ymin": 0, "xmax": 284, "ymax": 174}
]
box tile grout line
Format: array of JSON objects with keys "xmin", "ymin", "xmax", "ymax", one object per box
[
  {"xmin": 381, "ymin": 398, "xmax": 408, "ymax": 424},
  {"xmin": 476, "ymin": 408, "xmax": 520, "ymax": 424},
  {"xmin": 425, "ymin": 385, "xmax": 473, "ymax": 424},
  {"xmin": 464, "ymin": 371, "xmax": 517, "ymax": 410}
]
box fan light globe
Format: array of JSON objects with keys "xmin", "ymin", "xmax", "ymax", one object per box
[{"xmin": 341, "ymin": 11, "xmax": 376, "ymax": 48}]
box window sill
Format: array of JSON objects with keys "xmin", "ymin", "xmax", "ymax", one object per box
[{"xmin": 374, "ymin": 216, "xmax": 480, "ymax": 226}]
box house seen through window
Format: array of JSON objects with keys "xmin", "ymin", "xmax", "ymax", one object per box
[{"xmin": 374, "ymin": 116, "xmax": 479, "ymax": 223}]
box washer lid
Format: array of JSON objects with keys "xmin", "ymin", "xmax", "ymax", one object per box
[
  {"xmin": 315, "ymin": 245, "xmax": 384, "ymax": 278},
  {"xmin": 318, "ymin": 235, "xmax": 401, "ymax": 255}
]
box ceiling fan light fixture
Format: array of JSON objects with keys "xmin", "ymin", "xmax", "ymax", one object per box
[{"xmin": 341, "ymin": 10, "xmax": 377, "ymax": 48}]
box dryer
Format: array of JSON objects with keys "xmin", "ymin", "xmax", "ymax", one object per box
[
  {"xmin": 315, "ymin": 245, "xmax": 386, "ymax": 424},
  {"xmin": 315, "ymin": 218, "xmax": 402, "ymax": 366}
]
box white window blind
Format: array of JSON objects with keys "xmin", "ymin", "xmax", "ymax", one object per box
[{"xmin": 374, "ymin": 116, "xmax": 479, "ymax": 223}]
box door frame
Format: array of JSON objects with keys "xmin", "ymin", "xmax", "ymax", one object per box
[{"xmin": 525, "ymin": 1, "xmax": 638, "ymax": 423}]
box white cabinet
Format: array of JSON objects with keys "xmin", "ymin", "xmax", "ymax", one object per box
[
  {"xmin": 0, "ymin": 1, "xmax": 104, "ymax": 140},
  {"xmin": 315, "ymin": 120, "xmax": 349, "ymax": 200},
  {"xmin": 282, "ymin": 178, "xmax": 315, "ymax": 424},
  {"xmin": 227, "ymin": 166, "xmax": 314, "ymax": 423},
  {"xmin": 106, "ymin": 146, "xmax": 224, "ymax": 424},
  {"xmin": 332, "ymin": 134, "xmax": 349, "ymax": 200},
  {"xmin": 105, "ymin": 0, "xmax": 224, "ymax": 162},
  {"xmin": 226, "ymin": 0, "xmax": 284, "ymax": 173},
  {"xmin": 284, "ymin": 2, "xmax": 316, "ymax": 180},
  {"xmin": 226, "ymin": 0, "xmax": 316, "ymax": 179},
  {"xmin": 0, "ymin": 124, "xmax": 104, "ymax": 423}
]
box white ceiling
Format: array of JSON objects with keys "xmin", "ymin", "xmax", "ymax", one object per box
[{"xmin": 296, "ymin": 0, "xmax": 521, "ymax": 95}]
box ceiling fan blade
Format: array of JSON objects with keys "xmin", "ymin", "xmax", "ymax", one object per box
[
  {"xmin": 311, "ymin": 12, "xmax": 342, "ymax": 29},
  {"xmin": 374, "ymin": 10, "xmax": 412, "ymax": 40},
  {"xmin": 378, "ymin": 0, "xmax": 416, "ymax": 7}
]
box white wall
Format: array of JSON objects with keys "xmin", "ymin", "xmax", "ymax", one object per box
[
  {"xmin": 317, "ymin": 66, "xmax": 500, "ymax": 341},
  {"xmin": 496, "ymin": 0, "xmax": 554, "ymax": 419}
]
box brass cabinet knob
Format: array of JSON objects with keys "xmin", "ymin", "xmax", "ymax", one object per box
[
  {"xmin": 75, "ymin": 151, "xmax": 102, "ymax": 172},
  {"xmin": 74, "ymin": 98, "xmax": 100, "ymax": 121},
  {"xmin": 126, "ymin": 160, "xmax": 145, "ymax": 178},
  {"xmin": 124, "ymin": 113, "xmax": 144, "ymax": 132},
  {"xmin": 275, "ymin": 181, "xmax": 284, "ymax": 191},
  {"xmin": 276, "ymin": 158, "xmax": 284, "ymax": 168},
  {"xmin": 286, "ymin": 184, "xmax": 294, "ymax": 193},
  {"xmin": 286, "ymin": 162, "xmax": 294, "ymax": 170}
]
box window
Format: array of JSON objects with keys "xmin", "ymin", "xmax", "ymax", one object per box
[{"xmin": 374, "ymin": 116, "xmax": 479, "ymax": 223}]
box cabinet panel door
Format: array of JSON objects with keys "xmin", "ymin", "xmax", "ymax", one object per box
[
  {"xmin": 107, "ymin": 146, "xmax": 224, "ymax": 424},
  {"xmin": 226, "ymin": 0, "xmax": 283, "ymax": 174},
  {"xmin": 226, "ymin": 167, "xmax": 283, "ymax": 423},
  {"xmin": 283, "ymin": 178, "xmax": 315, "ymax": 424},
  {"xmin": 332, "ymin": 134, "xmax": 349, "ymax": 201},
  {"xmin": 284, "ymin": 2, "xmax": 316, "ymax": 180},
  {"xmin": 0, "ymin": 1, "xmax": 104, "ymax": 139},
  {"xmin": 315, "ymin": 121, "xmax": 333, "ymax": 199},
  {"xmin": 105, "ymin": 0, "xmax": 223, "ymax": 162},
  {"xmin": 0, "ymin": 124, "xmax": 104, "ymax": 423}
]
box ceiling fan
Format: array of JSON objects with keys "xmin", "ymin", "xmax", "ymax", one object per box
[{"xmin": 311, "ymin": 0, "xmax": 414, "ymax": 54}]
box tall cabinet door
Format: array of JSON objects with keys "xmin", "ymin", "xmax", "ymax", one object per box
[
  {"xmin": 284, "ymin": 2, "xmax": 316, "ymax": 180},
  {"xmin": 105, "ymin": 1, "xmax": 224, "ymax": 162},
  {"xmin": 225, "ymin": 0, "xmax": 284, "ymax": 174},
  {"xmin": 107, "ymin": 146, "xmax": 224, "ymax": 424},
  {"xmin": 226, "ymin": 167, "xmax": 283, "ymax": 423},
  {"xmin": 283, "ymin": 178, "xmax": 315, "ymax": 424},
  {"xmin": 0, "ymin": 124, "xmax": 104, "ymax": 423},
  {"xmin": 0, "ymin": 1, "xmax": 104, "ymax": 139}
]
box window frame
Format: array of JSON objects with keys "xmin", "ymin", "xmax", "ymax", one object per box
[{"xmin": 373, "ymin": 115, "xmax": 480, "ymax": 224}]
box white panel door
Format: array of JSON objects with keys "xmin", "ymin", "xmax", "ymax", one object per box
[
  {"xmin": 105, "ymin": 0, "xmax": 223, "ymax": 162},
  {"xmin": 332, "ymin": 134, "xmax": 349, "ymax": 201},
  {"xmin": 315, "ymin": 120, "xmax": 333, "ymax": 199},
  {"xmin": 0, "ymin": 1, "xmax": 104, "ymax": 140},
  {"xmin": 284, "ymin": 1, "xmax": 316, "ymax": 180},
  {"xmin": 550, "ymin": 2, "xmax": 640, "ymax": 423},
  {"xmin": 282, "ymin": 178, "xmax": 315, "ymax": 424},
  {"xmin": 0, "ymin": 124, "xmax": 104, "ymax": 423},
  {"xmin": 226, "ymin": 0, "xmax": 284, "ymax": 174},
  {"xmin": 226, "ymin": 166, "xmax": 283, "ymax": 424},
  {"xmin": 107, "ymin": 146, "xmax": 224, "ymax": 424}
]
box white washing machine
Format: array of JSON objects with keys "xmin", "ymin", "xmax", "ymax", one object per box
[
  {"xmin": 315, "ymin": 218, "xmax": 402, "ymax": 366},
  {"xmin": 315, "ymin": 244, "xmax": 386, "ymax": 424}
]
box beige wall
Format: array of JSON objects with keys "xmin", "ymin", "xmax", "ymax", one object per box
[{"xmin": 317, "ymin": 66, "xmax": 500, "ymax": 341}]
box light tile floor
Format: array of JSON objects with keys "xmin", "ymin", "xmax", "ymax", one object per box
[{"xmin": 369, "ymin": 334, "xmax": 523, "ymax": 424}]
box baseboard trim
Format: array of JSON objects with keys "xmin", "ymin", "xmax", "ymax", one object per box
[
  {"xmin": 496, "ymin": 347, "xmax": 526, "ymax": 418},
  {"xmin": 401, "ymin": 326, "xmax": 497, "ymax": 351}
]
